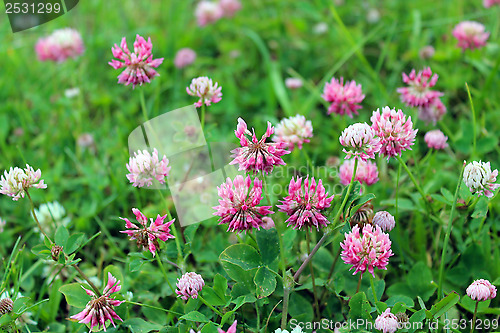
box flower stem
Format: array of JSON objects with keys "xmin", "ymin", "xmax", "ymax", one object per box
[
  {"xmin": 125, "ymin": 300, "xmax": 183, "ymax": 315},
  {"xmin": 157, "ymin": 189, "xmax": 185, "ymax": 273},
  {"xmin": 332, "ymin": 158, "xmax": 359, "ymax": 228},
  {"xmin": 369, "ymin": 274, "xmax": 378, "ymax": 307},
  {"xmin": 200, "ymin": 103, "xmax": 206, "ymax": 131},
  {"xmin": 437, "ymin": 161, "xmax": 466, "ymax": 300},
  {"xmin": 198, "ymin": 295, "xmax": 223, "ymax": 317},
  {"xmin": 72, "ymin": 264, "xmax": 101, "ymax": 297},
  {"xmin": 139, "ymin": 89, "xmax": 149, "ymax": 121},
  {"xmin": 26, "ymin": 190, "xmax": 52, "ymax": 243},
  {"xmin": 281, "ymin": 287, "xmax": 291, "ymax": 329},
  {"xmin": 465, "ymin": 83, "xmax": 477, "ymax": 158},
  {"xmin": 356, "ymin": 273, "xmax": 363, "ymax": 294},
  {"xmin": 319, "ymin": 247, "xmax": 341, "ymax": 304},
  {"xmin": 470, "ymin": 301, "xmax": 479, "ymax": 333},
  {"xmin": 306, "ymin": 229, "xmax": 320, "ymax": 319},
  {"xmin": 155, "ymin": 250, "xmax": 176, "ymax": 294}
]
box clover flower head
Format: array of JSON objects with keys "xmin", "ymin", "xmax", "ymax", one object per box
[
  {"xmin": 285, "ymin": 78, "xmax": 303, "ymax": 90},
  {"xmin": 186, "ymin": 76, "xmax": 222, "ymax": 108},
  {"xmin": 424, "ymin": 130, "xmax": 448, "ymax": 150},
  {"xmin": 373, "ymin": 211, "xmax": 396, "ymax": 232},
  {"xmin": 339, "ymin": 159, "xmax": 379, "ymax": 186},
  {"xmin": 195, "ymin": 1, "xmax": 223, "ymax": 26},
  {"xmin": 277, "ymin": 176, "xmax": 334, "ymax": 231},
  {"xmin": 370, "ymin": 106, "xmax": 418, "ymax": 159},
  {"xmin": 452, "ymin": 21, "xmax": 490, "ymax": 51},
  {"xmin": 272, "ymin": 115, "xmax": 313, "ymax": 151},
  {"xmin": 35, "ymin": 28, "xmax": 84, "ymax": 62},
  {"xmin": 70, "ymin": 273, "xmax": 124, "ymax": 332},
  {"xmin": 174, "ymin": 48, "xmax": 196, "ymax": 68},
  {"xmin": 375, "ymin": 308, "xmax": 399, "ymax": 333},
  {"xmin": 176, "ymin": 272, "xmax": 205, "ymax": 300},
  {"xmin": 0, "ymin": 164, "xmax": 47, "ymax": 201},
  {"xmin": 120, "ymin": 208, "xmax": 175, "ymax": 256},
  {"xmin": 397, "ymin": 67, "xmax": 444, "ymax": 108},
  {"xmin": 126, "ymin": 148, "xmax": 170, "ymax": 188},
  {"xmin": 340, "ymin": 224, "xmax": 393, "ymax": 277},
  {"xmin": 108, "ymin": 34, "xmax": 164, "ymax": 88},
  {"xmin": 339, "ymin": 123, "xmax": 381, "ymax": 161},
  {"xmin": 219, "ymin": 0, "xmax": 242, "ymax": 17},
  {"xmin": 213, "ymin": 175, "xmax": 273, "ymax": 233},
  {"xmin": 463, "ymin": 161, "xmax": 499, "ymax": 198},
  {"xmin": 418, "ymin": 98, "xmax": 447, "ymax": 125},
  {"xmin": 466, "ymin": 279, "xmax": 497, "ymax": 301},
  {"xmin": 230, "ymin": 118, "xmax": 290, "ymax": 174},
  {"xmin": 484, "ymin": 0, "xmax": 500, "ymax": 7},
  {"xmin": 322, "ymin": 77, "xmax": 365, "ymax": 118}
]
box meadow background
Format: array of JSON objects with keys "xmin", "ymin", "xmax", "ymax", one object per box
[{"xmin": 0, "ymin": 0, "xmax": 499, "ymax": 332}]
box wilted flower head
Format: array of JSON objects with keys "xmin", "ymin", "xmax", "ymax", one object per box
[
  {"xmin": 463, "ymin": 161, "xmax": 499, "ymax": 198},
  {"xmin": 370, "ymin": 107, "xmax": 418, "ymax": 159},
  {"xmin": 186, "ymin": 76, "xmax": 222, "ymax": 108},
  {"xmin": 174, "ymin": 48, "xmax": 196, "ymax": 68},
  {"xmin": 108, "ymin": 34, "xmax": 164, "ymax": 88},
  {"xmin": 484, "ymin": 0, "xmax": 500, "ymax": 7},
  {"xmin": 348, "ymin": 201, "xmax": 374, "ymax": 228},
  {"xmin": 176, "ymin": 272, "xmax": 205, "ymax": 300},
  {"xmin": 0, "ymin": 164, "xmax": 47, "ymax": 201},
  {"xmin": 218, "ymin": 320, "xmax": 237, "ymax": 333},
  {"xmin": 272, "ymin": 115, "xmax": 313, "ymax": 151},
  {"xmin": 340, "ymin": 224, "xmax": 393, "ymax": 277},
  {"xmin": 126, "ymin": 148, "xmax": 171, "ymax": 188},
  {"xmin": 373, "ymin": 211, "xmax": 395, "ymax": 232},
  {"xmin": 195, "ymin": 1, "xmax": 223, "ymax": 26},
  {"xmin": 419, "ymin": 45, "xmax": 435, "ymax": 59},
  {"xmin": 70, "ymin": 273, "xmax": 124, "ymax": 332},
  {"xmin": 452, "ymin": 21, "xmax": 490, "ymax": 51},
  {"xmin": 120, "ymin": 208, "xmax": 175, "ymax": 256},
  {"xmin": 339, "ymin": 159, "xmax": 379, "ymax": 186},
  {"xmin": 424, "ymin": 130, "xmax": 448, "ymax": 150},
  {"xmin": 0, "ymin": 297, "xmax": 13, "ymax": 315},
  {"xmin": 35, "ymin": 28, "xmax": 84, "ymax": 62},
  {"xmin": 77, "ymin": 132, "xmax": 95, "ymax": 150},
  {"xmin": 418, "ymin": 98, "xmax": 447, "ymax": 125},
  {"xmin": 230, "ymin": 118, "xmax": 289, "ymax": 174},
  {"xmin": 466, "ymin": 279, "xmax": 497, "ymax": 301},
  {"xmin": 339, "ymin": 123, "xmax": 381, "ymax": 161},
  {"xmin": 277, "ymin": 176, "xmax": 334, "ymax": 231},
  {"xmin": 285, "ymin": 78, "xmax": 303, "ymax": 90},
  {"xmin": 322, "ymin": 77, "xmax": 365, "ymax": 118},
  {"xmin": 213, "ymin": 175, "xmax": 273, "ymax": 233},
  {"xmin": 375, "ymin": 308, "xmax": 399, "ymax": 333},
  {"xmin": 397, "ymin": 67, "xmax": 443, "ymax": 108},
  {"xmin": 219, "ymin": 0, "xmax": 242, "ymax": 17}
]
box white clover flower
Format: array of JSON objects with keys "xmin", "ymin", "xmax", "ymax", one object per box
[
  {"xmin": 0, "ymin": 164, "xmax": 47, "ymax": 200},
  {"xmin": 463, "ymin": 161, "xmax": 499, "ymax": 198}
]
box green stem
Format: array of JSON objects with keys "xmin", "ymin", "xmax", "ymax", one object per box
[
  {"xmin": 139, "ymin": 89, "xmax": 149, "ymax": 121},
  {"xmin": 200, "ymin": 103, "xmax": 206, "ymax": 131},
  {"xmin": 437, "ymin": 162, "xmax": 466, "ymax": 300},
  {"xmin": 157, "ymin": 189, "xmax": 184, "ymax": 272},
  {"xmin": 470, "ymin": 301, "xmax": 479, "ymax": 333},
  {"xmin": 302, "ymin": 149, "xmax": 314, "ymax": 172},
  {"xmin": 198, "ymin": 295, "xmax": 223, "ymax": 317},
  {"xmin": 332, "ymin": 158, "xmax": 359, "ymax": 227},
  {"xmin": 369, "ymin": 275, "xmax": 378, "ymax": 309},
  {"xmin": 465, "ymin": 83, "xmax": 477, "ymax": 158},
  {"xmin": 125, "ymin": 300, "xmax": 183, "ymax": 316},
  {"xmin": 306, "ymin": 229, "xmax": 320, "ymax": 319},
  {"xmin": 356, "ymin": 273, "xmax": 362, "ymax": 294},
  {"xmin": 155, "ymin": 250, "xmax": 176, "ymax": 294},
  {"xmin": 26, "ymin": 190, "xmax": 52, "ymax": 243},
  {"xmin": 395, "ymin": 162, "xmax": 405, "ymax": 266},
  {"xmin": 281, "ymin": 287, "xmax": 291, "ymax": 329},
  {"xmin": 72, "ymin": 264, "xmax": 101, "ymax": 297},
  {"xmin": 396, "ymin": 155, "xmax": 427, "ymax": 203}
]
